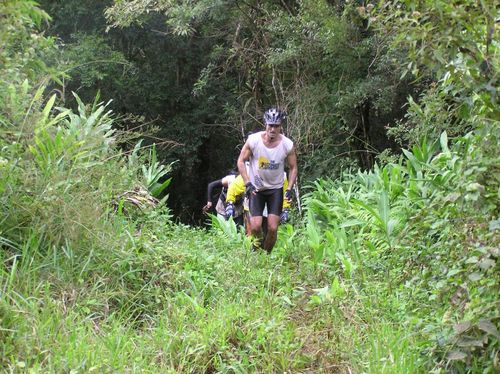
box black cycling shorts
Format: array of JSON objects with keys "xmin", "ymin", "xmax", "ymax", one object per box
[{"xmin": 249, "ymin": 188, "xmax": 283, "ymax": 217}]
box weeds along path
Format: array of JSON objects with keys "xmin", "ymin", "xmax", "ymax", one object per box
[
  {"xmin": 1, "ymin": 221, "xmax": 351, "ymax": 372},
  {"xmin": 133, "ymin": 224, "xmax": 353, "ymax": 373}
]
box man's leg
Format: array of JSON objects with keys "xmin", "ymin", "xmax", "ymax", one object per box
[
  {"xmin": 263, "ymin": 214, "xmax": 280, "ymax": 252},
  {"xmin": 249, "ymin": 192, "xmax": 265, "ymax": 250},
  {"xmin": 243, "ymin": 211, "xmax": 252, "ymax": 236},
  {"xmin": 250, "ymin": 215, "xmax": 263, "ymax": 250},
  {"xmin": 234, "ymin": 214, "xmax": 244, "ymax": 228},
  {"xmin": 262, "ymin": 216, "xmax": 268, "ymax": 241},
  {"xmin": 261, "ymin": 188, "xmax": 283, "ymax": 253}
]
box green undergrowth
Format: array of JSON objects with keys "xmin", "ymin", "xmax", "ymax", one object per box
[
  {"xmin": 1, "ymin": 218, "xmax": 347, "ymax": 372},
  {"xmin": 301, "ymin": 125, "xmax": 499, "ymax": 372}
]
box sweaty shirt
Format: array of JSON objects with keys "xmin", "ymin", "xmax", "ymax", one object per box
[{"xmin": 247, "ymin": 131, "xmax": 293, "ymax": 190}]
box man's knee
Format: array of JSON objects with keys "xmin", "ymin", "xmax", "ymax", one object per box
[
  {"xmin": 250, "ymin": 217, "xmax": 263, "ymax": 235},
  {"xmin": 251, "ymin": 226, "xmax": 261, "ymax": 236},
  {"xmin": 267, "ymin": 215, "xmax": 280, "ymax": 233}
]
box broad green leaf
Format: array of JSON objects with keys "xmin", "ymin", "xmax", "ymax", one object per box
[
  {"xmin": 41, "ymin": 94, "xmax": 56, "ymax": 123},
  {"xmin": 468, "ymin": 272, "xmax": 482, "ymax": 281},
  {"xmin": 456, "ymin": 339, "xmax": 483, "ymax": 348},
  {"xmin": 478, "ymin": 258, "xmax": 495, "ymax": 270},
  {"xmin": 338, "ymin": 219, "xmax": 364, "ymax": 228},
  {"xmin": 378, "ymin": 190, "xmax": 390, "ymax": 228}
]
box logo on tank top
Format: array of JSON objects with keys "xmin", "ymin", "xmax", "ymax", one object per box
[{"xmin": 258, "ymin": 156, "xmax": 280, "ymax": 170}]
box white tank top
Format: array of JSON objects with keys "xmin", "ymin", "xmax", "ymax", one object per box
[{"xmin": 247, "ymin": 131, "xmax": 293, "ymax": 190}]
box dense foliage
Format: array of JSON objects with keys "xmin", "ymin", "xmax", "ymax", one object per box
[
  {"xmin": 1, "ymin": 0, "xmax": 498, "ymax": 372},
  {"xmin": 303, "ymin": 126, "xmax": 499, "ymax": 371},
  {"xmin": 37, "ymin": 0, "xmax": 425, "ymax": 221}
]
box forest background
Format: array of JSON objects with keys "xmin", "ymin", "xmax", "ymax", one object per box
[
  {"xmin": 38, "ymin": 0, "xmax": 422, "ymax": 223},
  {"xmin": 0, "ymin": 0, "xmax": 498, "ymax": 372}
]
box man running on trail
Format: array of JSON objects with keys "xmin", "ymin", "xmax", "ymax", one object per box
[{"xmin": 237, "ymin": 107, "xmax": 298, "ymax": 252}]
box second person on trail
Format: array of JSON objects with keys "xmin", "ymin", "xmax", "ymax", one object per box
[
  {"xmin": 202, "ymin": 172, "xmax": 244, "ymax": 227},
  {"xmin": 237, "ymin": 107, "xmax": 298, "ymax": 252}
]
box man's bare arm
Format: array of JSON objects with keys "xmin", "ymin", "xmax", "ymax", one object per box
[
  {"xmin": 286, "ymin": 147, "xmax": 298, "ymax": 192},
  {"xmin": 237, "ymin": 141, "xmax": 252, "ymax": 184},
  {"xmin": 221, "ymin": 175, "xmax": 233, "ymax": 187}
]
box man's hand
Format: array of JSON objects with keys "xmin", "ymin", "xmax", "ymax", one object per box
[
  {"xmin": 225, "ymin": 202, "xmax": 234, "ymax": 219},
  {"xmin": 245, "ymin": 182, "xmax": 257, "ymax": 197},
  {"xmin": 285, "ymin": 189, "xmax": 292, "ymax": 202},
  {"xmin": 202, "ymin": 201, "xmax": 212, "ymax": 213},
  {"xmin": 280, "ymin": 208, "xmax": 289, "ymax": 224}
]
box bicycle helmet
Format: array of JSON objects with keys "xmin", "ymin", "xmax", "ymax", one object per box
[{"xmin": 263, "ymin": 107, "xmax": 285, "ymax": 125}]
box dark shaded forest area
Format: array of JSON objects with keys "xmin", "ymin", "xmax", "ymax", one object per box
[{"xmin": 40, "ymin": 0, "xmax": 239, "ymax": 223}]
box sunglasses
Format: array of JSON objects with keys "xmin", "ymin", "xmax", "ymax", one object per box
[{"xmin": 267, "ymin": 123, "xmax": 282, "ymax": 128}]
